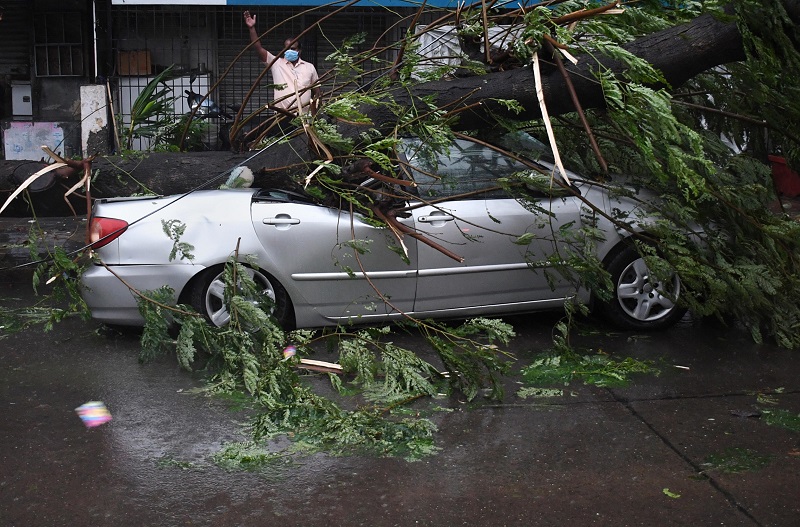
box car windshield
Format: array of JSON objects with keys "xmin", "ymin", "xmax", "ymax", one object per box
[
  {"xmin": 401, "ymin": 137, "xmax": 524, "ymax": 199},
  {"xmin": 399, "ymin": 133, "xmax": 573, "ymax": 200},
  {"xmin": 493, "ymin": 130, "xmax": 554, "ymax": 163}
]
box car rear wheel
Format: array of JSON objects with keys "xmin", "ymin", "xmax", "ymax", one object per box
[
  {"xmin": 187, "ymin": 265, "xmax": 293, "ymax": 329},
  {"xmin": 599, "ymin": 244, "xmax": 686, "ymax": 331}
]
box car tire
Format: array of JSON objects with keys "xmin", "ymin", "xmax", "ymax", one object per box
[
  {"xmin": 187, "ymin": 265, "xmax": 294, "ymax": 329},
  {"xmin": 598, "ymin": 244, "xmax": 687, "ymax": 331}
]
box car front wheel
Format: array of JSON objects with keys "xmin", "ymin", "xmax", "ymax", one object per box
[
  {"xmin": 599, "ymin": 244, "xmax": 687, "ymax": 331},
  {"xmin": 187, "ymin": 265, "xmax": 293, "ymax": 329}
]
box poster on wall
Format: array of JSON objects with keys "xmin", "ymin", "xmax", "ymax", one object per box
[{"xmin": 2, "ymin": 122, "xmax": 65, "ymax": 161}]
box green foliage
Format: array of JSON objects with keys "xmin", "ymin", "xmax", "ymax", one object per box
[
  {"xmin": 138, "ymin": 285, "xmax": 181, "ymax": 363},
  {"xmin": 212, "ymin": 441, "xmax": 294, "ymax": 473},
  {"xmin": 161, "ymin": 114, "xmax": 210, "ymax": 152},
  {"xmin": 310, "ymin": 118, "xmax": 354, "ymax": 153},
  {"xmin": 89, "ymin": 0, "xmax": 800, "ymax": 356},
  {"xmin": 31, "ymin": 247, "xmax": 92, "ymax": 330},
  {"xmin": 21, "ymin": 0, "xmax": 800, "ymax": 469},
  {"xmin": 321, "ymin": 92, "xmax": 379, "ymax": 125},
  {"xmin": 117, "ymin": 65, "xmax": 211, "ymax": 152},
  {"xmin": 363, "ymin": 137, "xmax": 403, "ymax": 174},
  {"xmin": 0, "ymin": 305, "xmax": 58, "ymax": 337},
  {"xmin": 161, "ymin": 219, "xmax": 195, "ymax": 261},
  {"xmin": 521, "ymin": 351, "xmax": 659, "ymax": 388},
  {"xmin": 662, "ymin": 488, "xmax": 681, "ymax": 499},
  {"xmin": 0, "ymin": 223, "xmax": 92, "ymax": 336},
  {"xmin": 503, "ymin": 0, "xmax": 800, "ymax": 349},
  {"xmin": 644, "ymin": 155, "xmax": 800, "ymax": 348},
  {"xmin": 732, "ymin": 0, "xmax": 800, "ymax": 164},
  {"xmin": 155, "ymin": 456, "xmax": 197, "ymax": 470},
  {"xmin": 250, "ymin": 388, "xmax": 441, "ymax": 459},
  {"xmin": 133, "ymin": 258, "xmax": 512, "ymax": 460},
  {"xmin": 491, "ymin": 98, "xmax": 525, "ymax": 115},
  {"xmin": 422, "ymin": 318, "xmax": 515, "ymax": 401},
  {"xmin": 324, "ymin": 32, "xmax": 368, "ymax": 83},
  {"xmin": 702, "ymin": 447, "xmax": 773, "ymax": 474},
  {"xmin": 517, "ymin": 387, "xmax": 564, "ymax": 399},
  {"xmin": 760, "ymin": 408, "xmax": 800, "ymax": 433},
  {"xmin": 516, "ymin": 6, "xmax": 563, "ymax": 56},
  {"xmin": 122, "ymin": 65, "xmax": 180, "ymax": 151}
]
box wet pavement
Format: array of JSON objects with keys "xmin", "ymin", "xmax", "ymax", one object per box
[{"xmin": 1, "ymin": 218, "xmax": 799, "ymax": 526}]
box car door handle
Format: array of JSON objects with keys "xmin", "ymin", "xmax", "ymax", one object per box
[
  {"xmin": 418, "ymin": 214, "xmax": 454, "ymax": 223},
  {"xmin": 263, "ymin": 216, "xmax": 300, "ymax": 225}
]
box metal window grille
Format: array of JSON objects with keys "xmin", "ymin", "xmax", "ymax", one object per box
[
  {"xmin": 108, "ymin": 5, "xmax": 418, "ymax": 150},
  {"xmin": 35, "ymin": 12, "xmax": 85, "ymax": 77}
]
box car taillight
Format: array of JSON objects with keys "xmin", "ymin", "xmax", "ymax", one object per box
[{"xmin": 89, "ymin": 217, "xmax": 129, "ymax": 249}]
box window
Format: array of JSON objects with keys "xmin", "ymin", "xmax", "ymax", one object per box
[
  {"xmin": 402, "ymin": 138, "xmax": 526, "ymax": 200},
  {"xmin": 34, "ymin": 12, "xmax": 85, "ymax": 77}
]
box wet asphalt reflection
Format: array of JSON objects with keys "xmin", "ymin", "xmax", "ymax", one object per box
[{"xmin": 1, "ymin": 268, "xmax": 799, "ymax": 527}]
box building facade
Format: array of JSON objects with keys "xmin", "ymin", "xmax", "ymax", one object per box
[{"xmin": 0, "ymin": 0, "xmax": 454, "ymax": 159}]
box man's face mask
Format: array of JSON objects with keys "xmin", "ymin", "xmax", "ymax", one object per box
[{"xmin": 284, "ymin": 49, "xmax": 299, "ymax": 62}]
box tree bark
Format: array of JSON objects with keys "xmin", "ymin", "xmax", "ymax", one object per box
[
  {"xmin": 0, "ymin": 6, "xmax": 752, "ymax": 215},
  {"xmin": 357, "ymin": 9, "xmax": 745, "ymax": 133},
  {"xmin": 0, "ymin": 149, "xmax": 307, "ymax": 216}
]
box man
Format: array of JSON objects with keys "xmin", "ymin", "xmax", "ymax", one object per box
[{"xmin": 243, "ymin": 10, "xmax": 321, "ymax": 117}]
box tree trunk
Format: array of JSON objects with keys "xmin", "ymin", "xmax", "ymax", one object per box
[
  {"xmin": 0, "ymin": 6, "xmax": 755, "ymax": 215},
  {"xmin": 0, "ymin": 141, "xmax": 312, "ymax": 216},
  {"xmin": 335, "ymin": 9, "xmax": 745, "ymax": 136}
]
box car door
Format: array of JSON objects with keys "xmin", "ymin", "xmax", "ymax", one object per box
[
  {"xmin": 403, "ymin": 138, "xmax": 583, "ymax": 314},
  {"xmin": 251, "ymin": 192, "xmax": 418, "ymax": 323}
]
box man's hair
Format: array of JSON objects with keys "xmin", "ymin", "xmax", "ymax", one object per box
[{"xmin": 285, "ymin": 38, "xmax": 302, "ymax": 50}]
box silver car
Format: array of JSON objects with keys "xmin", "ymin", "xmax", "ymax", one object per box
[{"xmin": 80, "ymin": 136, "xmax": 685, "ymax": 330}]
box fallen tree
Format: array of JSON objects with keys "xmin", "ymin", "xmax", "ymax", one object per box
[
  {"xmin": 4, "ymin": 1, "xmax": 800, "ymax": 349},
  {"xmin": 2, "ymin": 2, "xmax": 800, "ymax": 462},
  {"xmin": 0, "ymin": 152, "xmax": 261, "ymax": 216},
  {"xmin": 0, "ymin": 2, "xmax": 775, "ymax": 209}
]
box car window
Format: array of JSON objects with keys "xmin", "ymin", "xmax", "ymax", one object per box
[
  {"xmin": 402, "ymin": 138, "xmax": 526, "ymax": 200},
  {"xmin": 253, "ymin": 188, "xmax": 316, "ymax": 204},
  {"xmin": 493, "ymin": 130, "xmax": 554, "ymax": 163},
  {"xmin": 400, "ymin": 135, "xmax": 581, "ymax": 202}
]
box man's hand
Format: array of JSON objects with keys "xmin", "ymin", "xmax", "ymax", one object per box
[{"xmin": 243, "ymin": 11, "xmax": 256, "ymax": 29}]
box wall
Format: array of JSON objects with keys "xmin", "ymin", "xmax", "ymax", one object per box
[
  {"xmin": 81, "ymin": 85, "xmax": 110, "ymax": 156},
  {"xmin": 0, "ymin": 0, "xmax": 94, "ymax": 159},
  {"xmin": 0, "ymin": 2, "xmax": 433, "ymax": 157}
]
